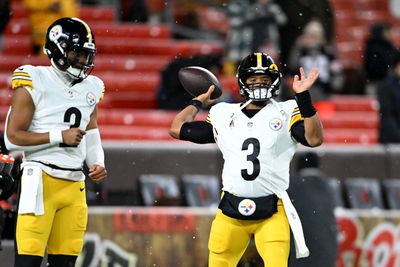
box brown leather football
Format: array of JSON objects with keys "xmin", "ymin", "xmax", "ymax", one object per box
[{"xmin": 178, "ymin": 66, "xmax": 222, "ymax": 99}]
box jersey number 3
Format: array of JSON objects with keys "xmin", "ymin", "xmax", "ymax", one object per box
[
  {"xmin": 241, "ymin": 138, "xmax": 260, "ymax": 181},
  {"xmin": 60, "ymin": 107, "xmax": 82, "ymax": 147}
]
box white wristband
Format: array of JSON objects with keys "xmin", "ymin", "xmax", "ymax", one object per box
[
  {"xmin": 49, "ymin": 130, "xmax": 63, "ymax": 145},
  {"xmin": 85, "ymin": 128, "xmax": 105, "ymax": 168}
]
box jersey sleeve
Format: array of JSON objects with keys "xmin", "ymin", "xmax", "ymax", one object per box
[
  {"xmin": 91, "ymin": 76, "xmax": 105, "ymax": 102},
  {"xmin": 286, "ymin": 100, "xmax": 311, "ymax": 146},
  {"xmin": 206, "ymin": 112, "xmax": 212, "ymax": 125},
  {"xmin": 11, "ymin": 65, "xmax": 34, "ymax": 90},
  {"xmin": 207, "ymin": 103, "xmax": 225, "ymax": 142},
  {"xmin": 11, "ymin": 65, "xmax": 41, "ymax": 106},
  {"xmin": 289, "ymin": 103, "xmax": 304, "ymax": 129},
  {"xmin": 207, "ymin": 103, "xmax": 223, "ymax": 127}
]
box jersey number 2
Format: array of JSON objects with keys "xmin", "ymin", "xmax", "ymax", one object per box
[
  {"xmin": 241, "ymin": 138, "xmax": 260, "ymax": 181},
  {"xmin": 59, "ymin": 107, "xmax": 82, "ymax": 147}
]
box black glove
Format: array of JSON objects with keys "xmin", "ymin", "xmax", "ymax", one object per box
[{"xmin": 0, "ymin": 154, "xmax": 15, "ymax": 200}]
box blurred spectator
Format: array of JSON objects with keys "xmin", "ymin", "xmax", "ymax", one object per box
[
  {"xmin": 248, "ymin": 0, "xmax": 287, "ymax": 55},
  {"xmin": 223, "ymin": 0, "xmax": 253, "ymax": 75},
  {"xmin": 287, "ymin": 19, "xmax": 343, "ymax": 101},
  {"xmin": 0, "ymin": 0, "xmax": 10, "ymax": 36},
  {"xmin": 23, "ymin": 0, "xmax": 78, "ymax": 54},
  {"xmin": 170, "ymin": 1, "xmax": 202, "ymax": 39},
  {"xmin": 278, "ymin": 0, "xmax": 333, "ymax": 69},
  {"xmin": 120, "ymin": 0, "xmax": 149, "ymax": 22},
  {"xmin": 389, "ymin": 0, "xmax": 400, "ymax": 18},
  {"xmin": 377, "ymin": 54, "xmax": 400, "ymax": 143},
  {"xmin": 288, "ymin": 152, "xmax": 338, "ymax": 267},
  {"xmin": 147, "ymin": 0, "xmax": 167, "ymax": 23},
  {"xmin": 157, "ymin": 54, "xmax": 228, "ymax": 110},
  {"xmin": 364, "ymin": 23, "xmax": 399, "ymax": 96}
]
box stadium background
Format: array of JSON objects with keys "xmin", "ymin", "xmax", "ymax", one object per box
[{"xmin": 1, "ymin": 0, "xmax": 400, "ymax": 266}]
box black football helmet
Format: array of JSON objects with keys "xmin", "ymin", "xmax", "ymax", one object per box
[
  {"xmin": 237, "ymin": 52, "xmax": 282, "ymax": 101},
  {"xmin": 44, "ymin": 17, "xmax": 96, "ymax": 80}
]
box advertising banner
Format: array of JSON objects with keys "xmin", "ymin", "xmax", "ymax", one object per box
[
  {"xmin": 336, "ymin": 209, "xmax": 400, "ymax": 267},
  {"xmin": 75, "ymin": 207, "xmax": 400, "ymax": 267}
]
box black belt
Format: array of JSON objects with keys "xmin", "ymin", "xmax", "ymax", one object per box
[
  {"xmin": 30, "ymin": 160, "xmax": 83, "ymax": 172},
  {"xmin": 218, "ymin": 191, "xmax": 278, "ymax": 220}
]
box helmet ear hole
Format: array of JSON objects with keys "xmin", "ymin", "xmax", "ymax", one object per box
[
  {"xmin": 58, "ymin": 58, "xmax": 66, "ymax": 66},
  {"xmin": 60, "ymin": 41, "xmax": 67, "ymax": 49}
]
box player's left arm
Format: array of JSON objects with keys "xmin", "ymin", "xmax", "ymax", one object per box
[
  {"xmin": 292, "ymin": 67, "xmax": 324, "ymax": 147},
  {"xmin": 85, "ymin": 105, "xmax": 107, "ymax": 183}
]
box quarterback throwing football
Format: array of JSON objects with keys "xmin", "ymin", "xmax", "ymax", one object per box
[
  {"xmin": 5, "ymin": 18, "xmax": 107, "ymax": 267},
  {"xmin": 170, "ymin": 52, "xmax": 323, "ymax": 267}
]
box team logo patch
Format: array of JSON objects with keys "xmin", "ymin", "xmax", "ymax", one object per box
[
  {"xmin": 238, "ymin": 199, "xmax": 256, "ymax": 216},
  {"xmin": 27, "ymin": 168, "xmax": 33, "ymax": 176},
  {"xmin": 87, "ymin": 92, "xmax": 96, "ymax": 106},
  {"xmin": 49, "ymin": 25, "xmax": 63, "ymax": 42},
  {"xmin": 269, "ymin": 118, "xmax": 282, "ymax": 131}
]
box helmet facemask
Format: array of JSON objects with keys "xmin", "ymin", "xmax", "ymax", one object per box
[
  {"xmin": 65, "ymin": 46, "xmax": 96, "ymax": 80},
  {"xmin": 237, "ymin": 53, "xmax": 282, "ymax": 102},
  {"xmin": 239, "ymin": 73, "xmax": 281, "ymax": 102}
]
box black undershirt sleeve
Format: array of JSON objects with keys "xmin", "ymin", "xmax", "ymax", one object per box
[
  {"xmin": 291, "ymin": 121, "xmax": 311, "ymax": 147},
  {"xmin": 179, "ymin": 121, "xmax": 216, "ymax": 144},
  {"xmin": 180, "ymin": 118, "xmax": 309, "ymax": 146}
]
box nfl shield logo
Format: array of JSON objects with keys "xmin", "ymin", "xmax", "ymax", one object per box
[{"xmin": 27, "ymin": 168, "xmax": 33, "ymax": 176}]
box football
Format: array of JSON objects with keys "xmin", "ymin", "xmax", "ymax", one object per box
[{"xmin": 178, "ymin": 66, "xmax": 222, "ymax": 99}]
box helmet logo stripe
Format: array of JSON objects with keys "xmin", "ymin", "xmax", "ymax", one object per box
[
  {"xmin": 72, "ymin": 17, "xmax": 93, "ymax": 43},
  {"xmin": 256, "ymin": 53, "xmax": 263, "ymax": 68}
]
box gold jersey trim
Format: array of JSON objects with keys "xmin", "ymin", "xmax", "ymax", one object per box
[
  {"xmin": 12, "ymin": 71, "xmax": 33, "ymax": 89},
  {"xmin": 290, "ymin": 107, "xmax": 303, "ymax": 128}
]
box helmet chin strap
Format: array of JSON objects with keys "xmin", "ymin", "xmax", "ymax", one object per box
[
  {"xmin": 50, "ymin": 59, "xmax": 79, "ymax": 85},
  {"xmin": 66, "ymin": 66, "xmax": 85, "ymax": 80}
]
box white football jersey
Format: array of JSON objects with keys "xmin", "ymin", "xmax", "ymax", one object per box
[
  {"xmin": 208, "ymin": 100, "xmax": 302, "ymax": 197},
  {"xmin": 7, "ymin": 65, "xmax": 104, "ymax": 181}
]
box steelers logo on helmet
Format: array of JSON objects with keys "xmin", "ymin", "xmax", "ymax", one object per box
[
  {"xmin": 237, "ymin": 52, "xmax": 282, "ymax": 102},
  {"xmin": 49, "ymin": 25, "xmax": 63, "ymax": 42},
  {"xmin": 45, "ymin": 17, "xmax": 96, "ymax": 81},
  {"xmin": 238, "ymin": 199, "xmax": 256, "ymax": 216}
]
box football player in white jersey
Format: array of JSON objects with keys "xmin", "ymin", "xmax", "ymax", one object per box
[
  {"xmin": 4, "ymin": 17, "xmax": 107, "ymax": 267},
  {"xmin": 169, "ymin": 52, "xmax": 323, "ymax": 267}
]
